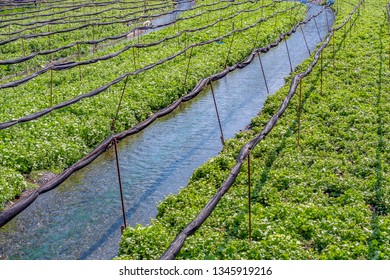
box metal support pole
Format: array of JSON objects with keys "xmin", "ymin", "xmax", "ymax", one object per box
[
  {"xmin": 344, "ymin": 19, "xmax": 347, "ymax": 37},
  {"xmin": 92, "ymin": 24, "xmax": 96, "ymax": 53},
  {"xmin": 252, "ymin": 22, "xmax": 261, "ymax": 50},
  {"xmin": 21, "ymin": 37, "xmax": 26, "ymax": 57},
  {"xmin": 300, "ymin": 25, "xmax": 311, "ymax": 55},
  {"xmin": 48, "ymin": 25, "xmax": 51, "ymax": 51},
  {"xmin": 285, "ymin": 37, "xmax": 293, "ymax": 73},
  {"xmin": 183, "ymin": 46, "xmax": 194, "ymax": 89},
  {"xmin": 177, "ymin": 21, "xmax": 180, "ymax": 45},
  {"xmin": 77, "ymin": 44, "xmax": 82, "ymax": 81},
  {"xmin": 49, "ymin": 30, "xmax": 54, "ymax": 62},
  {"xmin": 218, "ymin": 20, "xmax": 221, "ymax": 38},
  {"xmin": 298, "ymin": 78, "xmax": 302, "ymax": 147},
  {"xmin": 209, "ymin": 79, "xmax": 225, "ymax": 146},
  {"xmin": 261, "ymin": 0, "xmax": 264, "ymax": 18},
  {"xmin": 113, "ymin": 139, "xmax": 127, "ymax": 233},
  {"xmin": 274, "ymin": 13, "xmax": 277, "ymax": 29},
  {"xmin": 248, "ymin": 148, "xmax": 252, "ymax": 243},
  {"xmin": 224, "ymin": 27, "xmax": 235, "ymax": 69},
  {"xmin": 184, "ymin": 31, "xmax": 187, "ymax": 57},
  {"xmin": 137, "ymin": 31, "xmax": 140, "ymax": 60},
  {"xmin": 325, "ymin": 7, "xmax": 330, "ymax": 32},
  {"xmin": 350, "ymin": 16, "xmax": 353, "ymax": 35},
  {"xmin": 313, "ymin": 17, "xmax": 322, "ymax": 41},
  {"xmin": 132, "ymin": 46, "xmax": 136, "ymax": 71},
  {"xmin": 320, "ymin": 52, "xmax": 323, "ymax": 95},
  {"xmin": 111, "ymin": 75, "xmax": 129, "ymax": 132},
  {"xmin": 258, "ymin": 53, "xmax": 269, "ymax": 94},
  {"xmin": 23, "ymin": 36, "xmax": 29, "ymax": 74},
  {"xmin": 50, "ymin": 63, "xmax": 53, "ymax": 108},
  {"xmin": 332, "ymin": 33, "xmax": 335, "ymax": 69}
]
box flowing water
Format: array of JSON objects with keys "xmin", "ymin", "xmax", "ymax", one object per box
[{"xmin": 0, "ymin": 2, "xmax": 334, "ymax": 260}]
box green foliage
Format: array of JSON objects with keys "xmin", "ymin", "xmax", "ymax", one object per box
[
  {"xmin": 117, "ymin": 222, "xmax": 173, "ymax": 260},
  {"xmin": 0, "ymin": 0, "xmax": 175, "ymax": 75},
  {"xmin": 0, "ymin": 0, "xmax": 303, "ymax": 207},
  {"xmin": 118, "ymin": 0, "xmax": 390, "ymax": 259},
  {"xmin": 0, "ymin": 166, "xmax": 31, "ymax": 210}
]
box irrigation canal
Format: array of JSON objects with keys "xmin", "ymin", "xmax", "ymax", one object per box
[{"xmin": 0, "ymin": 2, "xmax": 334, "ymax": 259}]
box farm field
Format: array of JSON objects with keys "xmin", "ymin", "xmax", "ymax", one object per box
[
  {"xmin": 0, "ymin": 0, "xmax": 389, "ymax": 261},
  {"xmin": 117, "ymin": 0, "xmax": 390, "ymax": 260},
  {"xmin": 0, "ymin": 0, "xmax": 305, "ymax": 213}
]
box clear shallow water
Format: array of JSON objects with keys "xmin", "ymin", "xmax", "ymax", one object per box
[{"xmin": 0, "ymin": 3, "xmax": 334, "ymax": 260}]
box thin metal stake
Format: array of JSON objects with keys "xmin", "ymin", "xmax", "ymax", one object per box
[
  {"xmin": 344, "ymin": 19, "xmax": 347, "ymax": 37},
  {"xmin": 77, "ymin": 44, "xmax": 82, "ymax": 81},
  {"xmin": 92, "ymin": 24, "xmax": 96, "ymax": 53},
  {"xmin": 48, "ymin": 25, "xmax": 51, "ymax": 50},
  {"xmin": 274, "ymin": 13, "xmax": 277, "ymax": 29},
  {"xmin": 258, "ymin": 54, "xmax": 269, "ymax": 94},
  {"xmin": 248, "ymin": 148, "xmax": 252, "ymax": 243},
  {"xmin": 21, "ymin": 37, "xmax": 26, "ymax": 57},
  {"xmin": 325, "ymin": 8, "xmax": 330, "ymax": 32},
  {"xmin": 285, "ymin": 37, "xmax": 293, "ymax": 73},
  {"xmin": 252, "ymin": 21, "xmax": 261, "ymax": 50},
  {"xmin": 177, "ymin": 21, "xmax": 180, "ymax": 45},
  {"xmin": 113, "ymin": 139, "xmax": 127, "ymax": 232},
  {"xmin": 132, "ymin": 46, "xmax": 136, "ymax": 70},
  {"xmin": 332, "ymin": 33, "xmax": 335, "ymax": 69},
  {"xmin": 47, "ymin": 24, "xmax": 53, "ymax": 60},
  {"xmin": 350, "ymin": 16, "xmax": 352, "ymax": 36},
  {"xmin": 184, "ymin": 31, "xmax": 187, "ymax": 57},
  {"xmin": 224, "ymin": 29, "xmax": 235, "ymax": 69},
  {"xmin": 300, "ymin": 25, "xmax": 311, "ymax": 55},
  {"xmin": 261, "ymin": 0, "xmax": 264, "ymax": 18},
  {"xmin": 50, "ymin": 63, "xmax": 53, "ymax": 108},
  {"xmin": 313, "ymin": 17, "xmax": 322, "ymax": 41},
  {"xmin": 209, "ymin": 79, "xmax": 225, "ymax": 146},
  {"xmin": 183, "ymin": 46, "xmax": 194, "ymax": 89},
  {"xmin": 388, "ymin": 18, "xmax": 390, "ymax": 68},
  {"xmin": 137, "ymin": 31, "xmax": 140, "ymax": 60},
  {"xmin": 111, "ymin": 75, "xmax": 129, "ymax": 132},
  {"xmin": 218, "ymin": 20, "xmax": 221, "ymax": 38},
  {"xmin": 320, "ymin": 52, "xmax": 323, "ymax": 95},
  {"xmin": 298, "ymin": 78, "xmax": 302, "ymax": 147}
]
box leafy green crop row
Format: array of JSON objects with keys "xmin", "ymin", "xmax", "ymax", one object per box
[
  {"xmin": 117, "ymin": 0, "xmax": 390, "ymax": 259},
  {"xmin": 0, "ymin": 0, "xmax": 173, "ymax": 75},
  {"xmin": 0, "ymin": 1, "xmax": 300, "ymax": 120},
  {"xmin": 0, "ymin": 0, "xmax": 157, "ymax": 16},
  {"xmin": 0, "ymin": 0, "xmax": 304, "ymax": 210},
  {"xmin": 0, "ymin": 0, "xmax": 254, "ymax": 77}
]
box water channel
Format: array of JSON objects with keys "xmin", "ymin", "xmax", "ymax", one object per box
[{"xmin": 0, "ymin": 2, "xmax": 334, "ymax": 260}]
